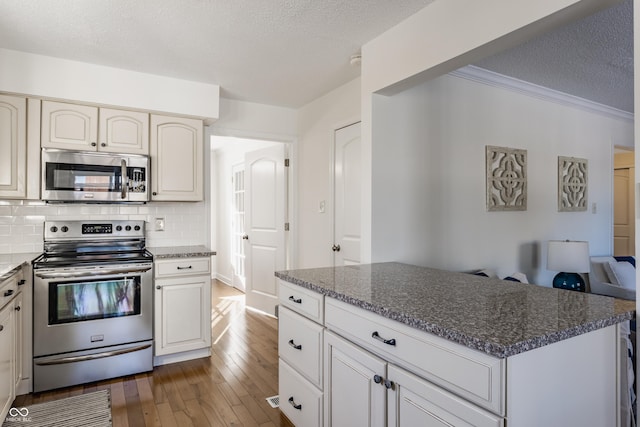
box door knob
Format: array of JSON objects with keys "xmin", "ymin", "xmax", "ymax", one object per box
[
  {"xmin": 242, "ymin": 234, "xmax": 249, "ymax": 240},
  {"xmin": 332, "ymin": 244, "xmax": 341, "ymax": 252}
]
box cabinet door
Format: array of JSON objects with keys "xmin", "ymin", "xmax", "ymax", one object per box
[
  {"xmin": 98, "ymin": 108, "xmax": 149, "ymax": 154},
  {"xmin": 0, "ymin": 94, "xmax": 26, "ymax": 198},
  {"xmin": 154, "ymin": 275, "xmax": 211, "ymax": 356},
  {"xmin": 41, "ymin": 101, "xmax": 98, "ymax": 150},
  {"xmin": 387, "ymin": 365, "xmax": 503, "ymax": 427},
  {"xmin": 0, "ymin": 302, "xmax": 15, "ymax": 422},
  {"xmin": 150, "ymin": 115, "xmax": 203, "ymax": 201},
  {"xmin": 324, "ymin": 331, "xmax": 386, "ymax": 427}
]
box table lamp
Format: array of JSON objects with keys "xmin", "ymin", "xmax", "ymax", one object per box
[{"xmin": 547, "ymin": 240, "xmax": 590, "ymax": 292}]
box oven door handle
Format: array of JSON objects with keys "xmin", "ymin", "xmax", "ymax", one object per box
[
  {"xmin": 34, "ymin": 343, "xmax": 152, "ymax": 366},
  {"xmin": 34, "ymin": 265, "xmax": 152, "ymax": 279}
]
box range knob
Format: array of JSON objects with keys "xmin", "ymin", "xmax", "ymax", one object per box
[
  {"xmin": 61, "ymin": 226, "xmax": 69, "ymax": 232},
  {"xmin": 134, "ymin": 225, "xmax": 141, "ymax": 231},
  {"xmin": 115, "ymin": 225, "xmax": 123, "ymax": 231},
  {"xmin": 50, "ymin": 226, "xmax": 58, "ymax": 233},
  {"xmin": 125, "ymin": 225, "xmax": 132, "ymax": 231}
]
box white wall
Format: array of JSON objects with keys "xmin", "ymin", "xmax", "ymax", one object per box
[
  {"xmin": 0, "ymin": 48, "xmax": 219, "ymax": 122},
  {"xmin": 360, "ymin": 0, "xmax": 624, "ymax": 263},
  {"xmin": 371, "ymin": 72, "xmax": 633, "ymax": 284},
  {"xmin": 296, "ymin": 77, "xmax": 361, "ymax": 268}
]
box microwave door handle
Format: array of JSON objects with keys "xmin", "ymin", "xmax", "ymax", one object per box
[{"xmin": 121, "ymin": 159, "xmax": 127, "ymax": 199}]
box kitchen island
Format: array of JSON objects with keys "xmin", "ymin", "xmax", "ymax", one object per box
[{"xmin": 275, "ymin": 262, "xmax": 635, "ymax": 427}]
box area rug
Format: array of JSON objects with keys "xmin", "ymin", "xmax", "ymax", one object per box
[{"xmin": 2, "ymin": 389, "xmax": 112, "ymax": 427}]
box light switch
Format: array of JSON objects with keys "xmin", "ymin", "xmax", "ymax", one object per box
[{"xmin": 319, "ymin": 200, "xmax": 326, "ymax": 213}]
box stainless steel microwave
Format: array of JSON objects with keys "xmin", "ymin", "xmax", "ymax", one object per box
[{"xmin": 41, "ymin": 149, "xmax": 149, "ymax": 203}]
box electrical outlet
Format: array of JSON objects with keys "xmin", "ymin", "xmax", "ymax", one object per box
[{"xmin": 155, "ymin": 218, "xmax": 165, "ymax": 231}]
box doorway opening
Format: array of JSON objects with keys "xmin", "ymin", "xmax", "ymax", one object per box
[
  {"xmin": 210, "ymin": 135, "xmax": 290, "ymax": 316},
  {"xmin": 613, "ymin": 147, "xmax": 635, "ymax": 256}
]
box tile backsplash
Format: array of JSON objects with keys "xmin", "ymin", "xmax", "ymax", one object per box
[{"xmin": 0, "ymin": 200, "xmax": 209, "ymax": 254}]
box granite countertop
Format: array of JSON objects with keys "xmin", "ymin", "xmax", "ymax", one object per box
[
  {"xmin": 0, "ymin": 253, "xmax": 40, "ymax": 281},
  {"xmin": 147, "ymin": 245, "xmax": 216, "ymax": 259},
  {"xmin": 275, "ymin": 262, "xmax": 636, "ymax": 359}
]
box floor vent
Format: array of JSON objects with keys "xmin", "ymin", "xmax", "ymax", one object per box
[{"xmin": 266, "ymin": 395, "xmax": 280, "ymax": 408}]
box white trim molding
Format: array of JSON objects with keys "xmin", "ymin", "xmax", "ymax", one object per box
[{"xmin": 451, "ymin": 65, "xmax": 634, "ymax": 122}]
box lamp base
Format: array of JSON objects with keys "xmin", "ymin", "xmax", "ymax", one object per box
[{"xmin": 552, "ymin": 272, "xmax": 585, "ymax": 292}]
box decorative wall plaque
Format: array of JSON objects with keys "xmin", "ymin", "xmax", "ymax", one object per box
[
  {"xmin": 558, "ymin": 156, "xmax": 587, "ymax": 212},
  {"xmin": 486, "ymin": 146, "xmax": 527, "ymax": 211}
]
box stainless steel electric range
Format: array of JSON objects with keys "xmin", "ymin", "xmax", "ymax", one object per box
[{"xmin": 32, "ymin": 220, "xmax": 153, "ymax": 392}]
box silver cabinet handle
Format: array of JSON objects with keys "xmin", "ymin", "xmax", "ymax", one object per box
[{"xmin": 121, "ymin": 159, "xmax": 127, "ymax": 199}]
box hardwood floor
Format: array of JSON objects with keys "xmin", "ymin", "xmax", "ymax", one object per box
[{"xmin": 13, "ymin": 280, "xmax": 294, "ymax": 427}]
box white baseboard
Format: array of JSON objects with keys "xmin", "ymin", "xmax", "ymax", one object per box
[
  {"xmin": 153, "ymin": 347, "xmax": 212, "ymax": 366},
  {"xmin": 215, "ymin": 273, "xmax": 232, "ymax": 286}
]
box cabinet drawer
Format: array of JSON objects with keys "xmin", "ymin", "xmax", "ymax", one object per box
[
  {"xmin": 0, "ymin": 270, "xmax": 22, "ymax": 311},
  {"xmin": 279, "ymin": 359, "xmax": 322, "ymax": 427},
  {"xmin": 155, "ymin": 257, "xmax": 210, "ymax": 278},
  {"xmin": 325, "ymin": 298, "xmax": 504, "ymax": 416},
  {"xmin": 279, "ymin": 307, "xmax": 323, "ymax": 389},
  {"xmin": 278, "ymin": 280, "xmax": 324, "ymax": 323}
]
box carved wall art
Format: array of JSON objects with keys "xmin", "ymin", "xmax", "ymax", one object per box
[
  {"xmin": 486, "ymin": 146, "xmax": 527, "ymax": 211},
  {"xmin": 558, "ymin": 156, "xmax": 587, "ymax": 212}
]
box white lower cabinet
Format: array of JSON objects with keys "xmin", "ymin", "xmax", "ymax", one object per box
[
  {"xmin": 154, "ymin": 257, "xmax": 212, "ymax": 365},
  {"xmin": 324, "ymin": 330, "xmax": 501, "ymax": 427},
  {"xmin": 0, "ymin": 298, "xmax": 15, "ymax": 422},
  {"xmin": 324, "ymin": 331, "xmax": 386, "ymax": 427}
]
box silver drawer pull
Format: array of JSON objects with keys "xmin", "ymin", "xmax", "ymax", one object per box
[
  {"xmin": 288, "ymin": 396, "xmax": 302, "ymax": 410},
  {"xmin": 288, "ymin": 296, "xmax": 302, "ymax": 304},
  {"xmin": 371, "ymin": 331, "xmax": 396, "ymax": 346},
  {"xmin": 288, "ymin": 339, "xmax": 302, "ymax": 350},
  {"xmin": 177, "ymin": 265, "xmax": 193, "ymax": 270}
]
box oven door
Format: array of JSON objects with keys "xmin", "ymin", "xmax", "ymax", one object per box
[
  {"xmin": 41, "ymin": 149, "xmax": 149, "ymax": 202},
  {"xmin": 33, "ymin": 263, "xmax": 153, "ymax": 357}
]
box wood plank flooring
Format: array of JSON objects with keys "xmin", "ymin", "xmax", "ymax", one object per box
[{"xmin": 13, "ymin": 280, "xmax": 294, "ymax": 427}]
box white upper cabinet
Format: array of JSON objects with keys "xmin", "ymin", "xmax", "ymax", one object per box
[
  {"xmin": 150, "ymin": 114, "xmax": 203, "ymax": 201},
  {"xmin": 41, "ymin": 101, "xmax": 149, "ymax": 155},
  {"xmin": 41, "ymin": 101, "xmax": 98, "ymax": 150},
  {"xmin": 98, "ymin": 108, "xmax": 149, "ymax": 154},
  {"xmin": 0, "ymin": 94, "xmax": 27, "ymax": 198}
]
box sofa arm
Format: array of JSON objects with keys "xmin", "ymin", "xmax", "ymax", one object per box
[{"xmin": 590, "ymin": 280, "xmax": 636, "ymax": 300}]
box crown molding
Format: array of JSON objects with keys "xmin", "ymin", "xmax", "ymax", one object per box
[{"xmin": 450, "ymin": 65, "xmax": 633, "ymax": 122}]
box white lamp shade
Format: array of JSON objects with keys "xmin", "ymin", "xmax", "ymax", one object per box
[{"xmin": 547, "ymin": 240, "xmax": 590, "ymax": 273}]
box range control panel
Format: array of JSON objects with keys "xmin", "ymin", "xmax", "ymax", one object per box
[{"xmin": 44, "ymin": 220, "xmax": 145, "ymax": 240}]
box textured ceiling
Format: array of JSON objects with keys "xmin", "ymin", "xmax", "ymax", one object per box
[
  {"xmin": 0, "ymin": 0, "xmax": 435, "ymax": 107},
  {"xmin": 0, "ymin": 0, "xmax": 632, "ymax": 111},
  {"xmin": 475, "ymin": 0, "xmax": 633, "ymax": 113}
]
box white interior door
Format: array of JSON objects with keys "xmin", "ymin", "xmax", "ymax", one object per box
[
  {"xmin": 231, "ymin": 163, "xmax": 246, "ymax": 291},
  {"xmin": 244, "ymin": 144, "xmax": 286, "ymax": 315},
  {"xmin": 334, "ymin": 122, "xmax": 361, "ymax": 266}
]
